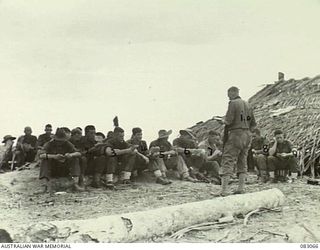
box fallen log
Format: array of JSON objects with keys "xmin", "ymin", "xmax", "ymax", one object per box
[{"xmin": 18, "ymin": 188, "xmax": 285, "ymax": 243}]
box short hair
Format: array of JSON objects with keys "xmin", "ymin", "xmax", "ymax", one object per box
[
  {"xmin": 132, "ymin": 127, "xmax": 142, "ymax": 135},
  {"xmin": 114, "ymin": 127, "xmax": 124, "ymax": 133},
  {"xmin": 106, "ymin": 131, "xmax": 114, "ymax": 139},
  {"xmin": 84, "ymin": 125, "xmax": 96, "ymax": 134},
  {"xmin": 274, "ymin": 129, "xmax": 283, "ymax": 136},
  {"xmin": 253, "ymin": 128, "xmax": 261, "ymax": 135},
  {"xmin": 208, "ymin": 130, "xmax": 220, "ymax": 137},
  {"xmin": 76, "ymin": 127, "xmax": 83, "ymax": 131},
  {"xmin": 45, "ymin": 124, "xmax": 52, "ymax": 129},
  {"xmin": 71, "ymin": 128, "xmax": 82, "ymax": 136},
  {"xmin": 60, "ymin": 127, "xmax": 71, "ymax": 133},
  {"xmin": 24, "ymin": 126, "xmax": 32, "ymax": 131},
  {"xmin": 95, "ymin": 132, "xmax": 105, "ymax": 139},
  {"xmin": 228, "ymin": 86, "xmax": 239, "ymax": 93}
]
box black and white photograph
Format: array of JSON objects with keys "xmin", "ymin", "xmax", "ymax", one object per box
[{"xmin": 0, "ymin": 0, "xmax": 319, "ymax": 247}]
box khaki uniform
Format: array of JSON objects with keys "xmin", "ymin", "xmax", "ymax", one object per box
[{"xmin": 221, "ymin": 97, "xmax": 256, "ymax": 176}]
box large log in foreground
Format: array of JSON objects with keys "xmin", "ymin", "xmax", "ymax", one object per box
[{"xmin": 31, "ymin": 188, "xmax": 285, "ymax": 242}]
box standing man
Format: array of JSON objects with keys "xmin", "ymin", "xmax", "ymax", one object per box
[{"xmin": 219, "ymin": 86, "xmax": 256, "ymax": 196}]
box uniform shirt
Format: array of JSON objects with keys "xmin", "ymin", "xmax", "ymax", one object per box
[
  {"xmin": 250, "ymin": 137, "xmax": 269, "ymax": 155},
  {"xmin": 37, "ymin": 133, "xmax": 53, "ymax": 148},
  {"xmin": 17, "ymin": 135, "xmax": 37, "ymax": 148},
  {"xmin": 269, "ymin": 140, "xmax": 293, "ymax": 154},
  {"xmin": 127, "ymin": 138, "xmax": 148, "ymax": 155},
  {"xmin": 149, "ymin": 139, "xmax": 172, "ymax": 152},
  {"xmin": 198, "ymin": 138, "xmax": 222, "ymax": 157},
  {"xmin": 105, "ymin": 138, "xmax": 130, "ymax": 150},
  {"xmin": 43, "ymin": 140, "xmax": 76, "ymax": 155},
  {"xmin": 89, "ymin": 143, "xmax": 107, "ymax": 157},
  {"xmin": 69, "ymin": 137, "xmax": 82, "ymax": 151},
  {"xmin": 172, "ymin": 137, "xmax": 197, "ymax": 149},
  {"xmin": 79, "ymin": 136, "xmax": 96, "ymax": 151},
  {"xmin": 225, "ymin": 96, "xmax": 256, "ymax": 131}
]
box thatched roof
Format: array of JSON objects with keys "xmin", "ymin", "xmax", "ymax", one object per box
[{"xmin": 189, "ymin": 74, "xmax": 320, "ymax": 171}]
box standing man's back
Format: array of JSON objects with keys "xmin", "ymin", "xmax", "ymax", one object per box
[{"xmin": 219, "ymin": 86, "xmax": 256, "ymax": 196}]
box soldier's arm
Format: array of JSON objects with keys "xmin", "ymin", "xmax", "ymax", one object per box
[
  {"xmin": 268, "ymin": 140, "xmax": 277, "ymax": 156},
  {"xmin": 104, "ymin": 145, "xmax": 138, "ymax": 156},
  {"xmin": 224, "ymin": 101, "xmax": 236, "ymax": 126}
]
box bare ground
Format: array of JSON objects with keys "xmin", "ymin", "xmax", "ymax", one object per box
[{"xmin": 0, "ymin": 163, "xmax": 319, "ymax": 243}]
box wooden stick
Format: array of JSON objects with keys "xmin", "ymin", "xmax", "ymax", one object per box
[
  {"xmin": 301, "ymin": 224, "xmax": 320, "ymax": 242},
  {"xmin": 261, "ymin": 229, "xmax": 288, "ymax": 238},
  {"xmin": 243, "ymin": 208, "xmax": 261, "ymax": 226},
  {"xmin": 239, "ymin": 230, "xmax": 262, "ymax": 242},
  {"xmin": 215, "ymin": 230, "xmax": 231, "ymax": 243}
]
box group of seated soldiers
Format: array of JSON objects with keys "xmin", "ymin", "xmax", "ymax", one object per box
[
  {"xmin": 248, "ymin": 128, "xmax": 299, "ymax": 183},
  {"xmin": 0, "ymin": 123, "xmax": 299, "ymax": 193}
]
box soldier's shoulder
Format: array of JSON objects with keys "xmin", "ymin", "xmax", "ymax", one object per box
[{"xmin": 149, "ymin": 140, "xmax": 158, "ymax": 147}]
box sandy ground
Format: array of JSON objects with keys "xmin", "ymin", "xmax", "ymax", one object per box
[{"xmin": 0, "ymin": 163, "xmax": 319, "ymax": 243}]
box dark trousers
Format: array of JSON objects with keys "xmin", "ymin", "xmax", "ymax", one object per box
[
  {"xmin": 267, "ymin": 156, "xmax": 299, "ymax": 173},
  {"xmin": 183, "ymin": 155, "xmax": 205, "ymax": 169},
  {"xmin": 16, "ymin": 150, "xmax": 37, "ymax": 166},
  {"xmin": 253, "ymin": 154, "xmax": 268, "ymax": 173},
  {"xmin": 133, "ymin": 155, "xmax": 150, "ymax": 172},
  {"xmin": 94, "ymin": 154, "xmax": 136, "ymax": 175},
  {"xmin": 93, "ymin": 156, "xmax": 113, "ymax": 175},
  {"xmin": 221, "ymin": 129, "xmax": 252, "ymax": 176},
  {"xmin": 39, "ymin": 158, "xmax": 80, "ymax": 180},
  {"xmin": 200, "ymin": 160, "xmax": 220, "ymax": 178}
]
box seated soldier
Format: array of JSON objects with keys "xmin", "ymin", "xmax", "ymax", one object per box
[
  {"xmin": 14, "ymin": 126, "xmax": 38, "ymax": 167},
  {"xmin": 0, "ymin": 135, "xmax": 16, "ymax": 172},
  {"xmin": 70, "ymin": 128, "xmax": 87, "ymax": 187},
  {"xmin": 127, "ymin": 127, "xmax": 171, "ymax": 185},
  {"xmin": 87, "ymin": 132, "xmax": 117, "ymax": 189},
  {"xmin": 35, "ymin": 124, "xmax": 54, "ymax": 164},
  {"xmin": 198, "ymin": 130, "xmax": 223, "ymax": 183},
  {"xmin": 61, "ymin": 127, "xmax": 72, "ymax": 140},
  {"xmin": 80, "ymin": 125, "xmax": 97, "ymax": 176},
  {"xmin": 149, "ymin": 129, "xmax": 196, "ymax": 182},
  {"xmin": 39, "ymin": 128, "xmax": 83, "ymax": 192},
  {"xmin": 249, "ymin": 128, "xmax": 269, "ymax": 182},
  {"xmin": 173, "ymin": 129, "xmax": 205, "ymax": 182},
  {"xmin": 37, "ymin": 124, "xmax": 53, "ymax": 149},
  {"xmin": 95, "ymin": 127, "xmax": 138, "ymax": 187},
  {"xmin": 267, "ymin": 129, "xmax": 299, "ymax": 183}
]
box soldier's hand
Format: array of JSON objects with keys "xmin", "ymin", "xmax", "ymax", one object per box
[
  {"xmin": 130, "ymin": 145, "xmax": 139, "ymax": 151},
  {"xmin": 55, "ymin": 154, "xmax": 65, "ymax": 160},
  {"xmin": 64, "ymin": 153, "xmax": 72, "ymax": 159}
]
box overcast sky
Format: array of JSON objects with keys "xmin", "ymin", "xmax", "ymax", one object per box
[{"xmin": 0, "ymin": 0, "xmax": 319, "ymax": 142}]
